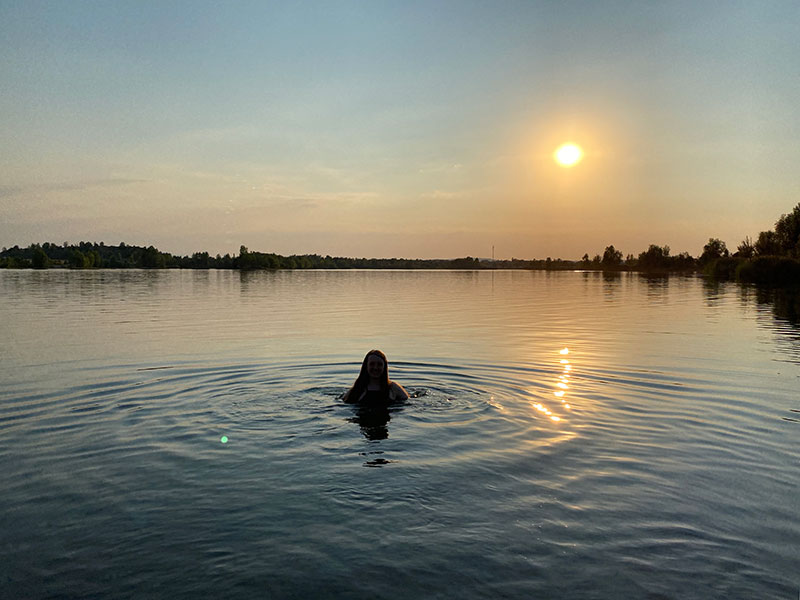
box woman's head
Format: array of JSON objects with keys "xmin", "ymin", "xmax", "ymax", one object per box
[
  {"xmin": 345, "ymin": 350, "xmax": 394, "ymax": 404},
  {"xmin": 360, "ymin": 349, "xmax": 389, "ymax": 385},
  {"xmin": 365, "ymin": 351, "xmax": 386, "ymax": 379}
]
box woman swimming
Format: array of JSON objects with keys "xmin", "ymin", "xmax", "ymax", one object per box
[{"xmin": 343, "ymin": 349, "xmax": 409, "ymax": 404}]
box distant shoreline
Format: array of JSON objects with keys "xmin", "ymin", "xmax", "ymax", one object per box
[
  {"xmin": 2, "ymin": 226, "xmax": 799, "ymax": 286},
  {"xmin": 0, "ymin": 241, "xmax": 696, "ymax": 273}
]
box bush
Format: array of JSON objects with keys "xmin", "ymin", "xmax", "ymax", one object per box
[
  {"xmin": 706, "ymin": 257, "xmax": 742, "ymax": 280},
  {"xmin": 737, "ymin": 256, "xmax": 800, "ymax": 286}
]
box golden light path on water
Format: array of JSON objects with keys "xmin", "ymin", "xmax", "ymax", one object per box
[
  {"xmin": 531, "ymin": 347, "xmax": 572, "ymax": 423},
  {"xmin": 486, "ymin": 346, "xmax": 575, "ymax": 432}
]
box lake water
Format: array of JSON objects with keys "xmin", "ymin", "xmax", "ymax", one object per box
[{"xmin": 1, "ymin": 269, "xmax": 798, "ymax": 599}]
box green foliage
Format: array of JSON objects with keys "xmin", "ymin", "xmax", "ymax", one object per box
[
  {"xmin": 755, "ymin": 230, "xmax": 781, "ymax": 256},
  {"xmin": 601, "ymin": 245, "xmax": 623, "ymax": 268},
  {"xmin": 699, "ymin": 238, "xmax": 729, "ymax": 264},
  {"xmin": 4, "ymin": 202, "xmax": 800, "ymax": 282},
  {"xmin": 68, "ymin": 249, "xmax": 89, "ymax": 268},
  {"xmin": 139, "ymin": 246, "xmax": 166, "ymax": 268},
  {"xmin": 736, "ymin": 236, "xmax": 755, "ymax": 258},
  {"xmin": 32, "ymin": 246, "xmax": 50, "ymax": 269},
  {"xmin": 633, "ymin": 245, "xmax": 696, "ymax": 273},
  {"xmin": 637, "ymin": 245, "xmax": 671, "ymax": 270},
  {"xmin": 88, "ymin": 250, "xmax": 102, "ymax": 267},
  {"xmin": 705, "ymin": 256, "xmax": 742, "ymax": 280},
  {"xmin": 737, "ymin": 256, "xmax": 800, "ymax": 286},
  {"xmin": 774, "ymin": 203, "xmax": 800, "ymax": 258}
]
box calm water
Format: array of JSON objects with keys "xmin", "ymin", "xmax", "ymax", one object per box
[{"xmin": 1, "ymin": 269, "xmax": 798, "ymax": 599}]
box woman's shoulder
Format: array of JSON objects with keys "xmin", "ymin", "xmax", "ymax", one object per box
[
  {"xmin": 343, "ymin": 387, "xmax": 361, "ymax": 403},
  {"xmin": 389, "ymin": 381, "xmax": 409, "ymax": 401}
]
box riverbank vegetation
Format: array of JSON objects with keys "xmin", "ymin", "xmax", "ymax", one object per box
[
  {"xmin": 0, "ymin": 241, "xmax": 696, "ymax": 272},
  {"xmin": 699, "ymin": 203, "xmax": 800, "ymax": 286},
  {"xmin": 2, "ymin": 203, "xmax": 798, "ymax": 285}
]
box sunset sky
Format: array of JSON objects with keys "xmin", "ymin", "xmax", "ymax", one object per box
[{"xmin": 2, "ymin": 1, "xmax": 798, "ymax": 260}]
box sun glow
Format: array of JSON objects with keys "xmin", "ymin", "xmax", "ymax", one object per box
[{"xmin": 554, "ymin": 144, "xmax": 583, "ymax": 167}]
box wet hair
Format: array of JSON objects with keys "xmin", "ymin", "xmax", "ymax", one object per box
[{"xmin": 345, "ymin": 349, "xmax": 391, "ymax": 403}]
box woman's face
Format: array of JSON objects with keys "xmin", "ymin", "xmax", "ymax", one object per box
[{"xmin": 366, "ymin": 354, "xmax": 385, "ymax": 379}]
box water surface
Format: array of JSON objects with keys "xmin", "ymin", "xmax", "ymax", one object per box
[{"xmin": 1, "ymin": 269, "xmax": 798, "ymax": 599}]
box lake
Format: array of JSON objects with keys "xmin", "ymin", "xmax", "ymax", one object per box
[{"xmin": 1, "ymin": 269, "xmax": 798, "ymax": 599}]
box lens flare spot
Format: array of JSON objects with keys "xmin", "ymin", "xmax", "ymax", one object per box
[{"xmin": 220, "ymin": 436, "xmax": 228, "ymax": 444}]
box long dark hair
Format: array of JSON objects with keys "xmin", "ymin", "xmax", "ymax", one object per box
[{"xmin": 345, "ymin": 349, "xmax": 391, "ymax": 403}]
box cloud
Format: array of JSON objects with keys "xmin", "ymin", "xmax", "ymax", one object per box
[
  {"xmin": 174, "ymin": 126, "xmax": 262, "ymax": 144},
  {"xmin": 417, "ymin": 163, "xmax": 463, "ymax": 174},
  {"xmin": 419, "ymin": 190, "xmax": 468, "ymax": 200},
  {"xmin": 0, "ymin": 178, "xmax": 148, "ymax": 198}
]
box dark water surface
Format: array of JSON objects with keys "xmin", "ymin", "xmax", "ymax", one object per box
[{"xmin": 1, "ymin": 269, "xmax": 798, "ymax": 599}]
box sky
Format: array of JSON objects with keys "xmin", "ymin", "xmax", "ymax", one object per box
[{"xmin": 1, "ymin": 1, "xmax": 798, "ymax": 260}]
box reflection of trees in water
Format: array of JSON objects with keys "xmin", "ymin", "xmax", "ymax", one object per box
[
  {"xmin": 767, "ymin": 290, "xmax": 800, "ymax": 421},
  {"xmin": 705, "ymin": 280, "xmax": 800, "ymax": 332},
  {"xmin": 754, "ymin": 286, "xmax": 800, "ymax": 408},
  {"xmin": 756, "ymin": 287, "xmax": 800, "ymax": 326},
  {"xmin": 639, "ymin": 273, "xmax": 670, "ymax": 301},
  {"xmin": 702, "ymin": 278, "xmax": 725, "ymax": 306},
  {"xmin": 602, "ymin": 271, "xmax": 622, "ymax": 301},
  {"xmin": 733, "ymin": 285, "xmax": 800, "ymax": 423}
]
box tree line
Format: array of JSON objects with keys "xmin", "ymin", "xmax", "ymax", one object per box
[
  {"xmin": 0, "ymin": 241, "xmax": 493, "ymax": 271},
  {"xmin": 0, "ymin": 241, "xmax": 671, "ymax": 272},
  {"xmin": 696, "ymin": 202, "xmax": 800, "ymax": 285},
  {"xmin": 1, "ymin": 202, "xmax": 798, "ymax": 285},
  {"xmin": 577, "ymin": 202, "xmax": 799, "ymax": 284}
]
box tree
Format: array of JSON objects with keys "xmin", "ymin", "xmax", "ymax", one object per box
[
  {"xmin": 238, "ymin": 245, "xmax": 254, "ymax": 269},
  {"xmin": 736, "ymin": 236, "xmax": 755, "ymax": 258},
  {"xmin": 638, "ymin": 245, "xmax": 671, "ymax": 270},
  {"xmin": 139, "ymin": 246, "xmax": 165, "ymax": 268},
  {"xmin": 699, "ymin": 238, "xmax": 729, "ymax": 264},
  {"xmin": 32, "ymin": 246, "xmax": 50, "ymax": 269},
  {"xmin": 673, "ymin": 252, "xmax": 696, "ymax": 270},
  {"xmin": 755, "ymin": 231, "xmax": 781, "ymax": 256},
  {"xmin": 774, "ymin": 202, "xmax": 800, "ymax": 257},
  {"xmin": 601, "ymin": 245, "xmax": 623, "ymax": 268},
  {"xmin": 68, "ymin": 249, "xmax": 89, "ymax": 268},
  {"xmin": 191, "ymin": 252, "xmax": 211, "ymax": 268}
]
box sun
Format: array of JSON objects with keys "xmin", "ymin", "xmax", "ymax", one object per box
[{"xmin": 554, "ymin": 143, "xmax": 583, "ymax": 167}]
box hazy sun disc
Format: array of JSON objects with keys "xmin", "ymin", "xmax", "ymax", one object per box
[{"xmin": 554, "ymin": 143, "xmax": 583, "ymax": 167}]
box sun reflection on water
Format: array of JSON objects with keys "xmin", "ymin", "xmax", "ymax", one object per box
[{"xmin": 529, "ymin": 347, "xmax": 575, "ymax": 422}]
